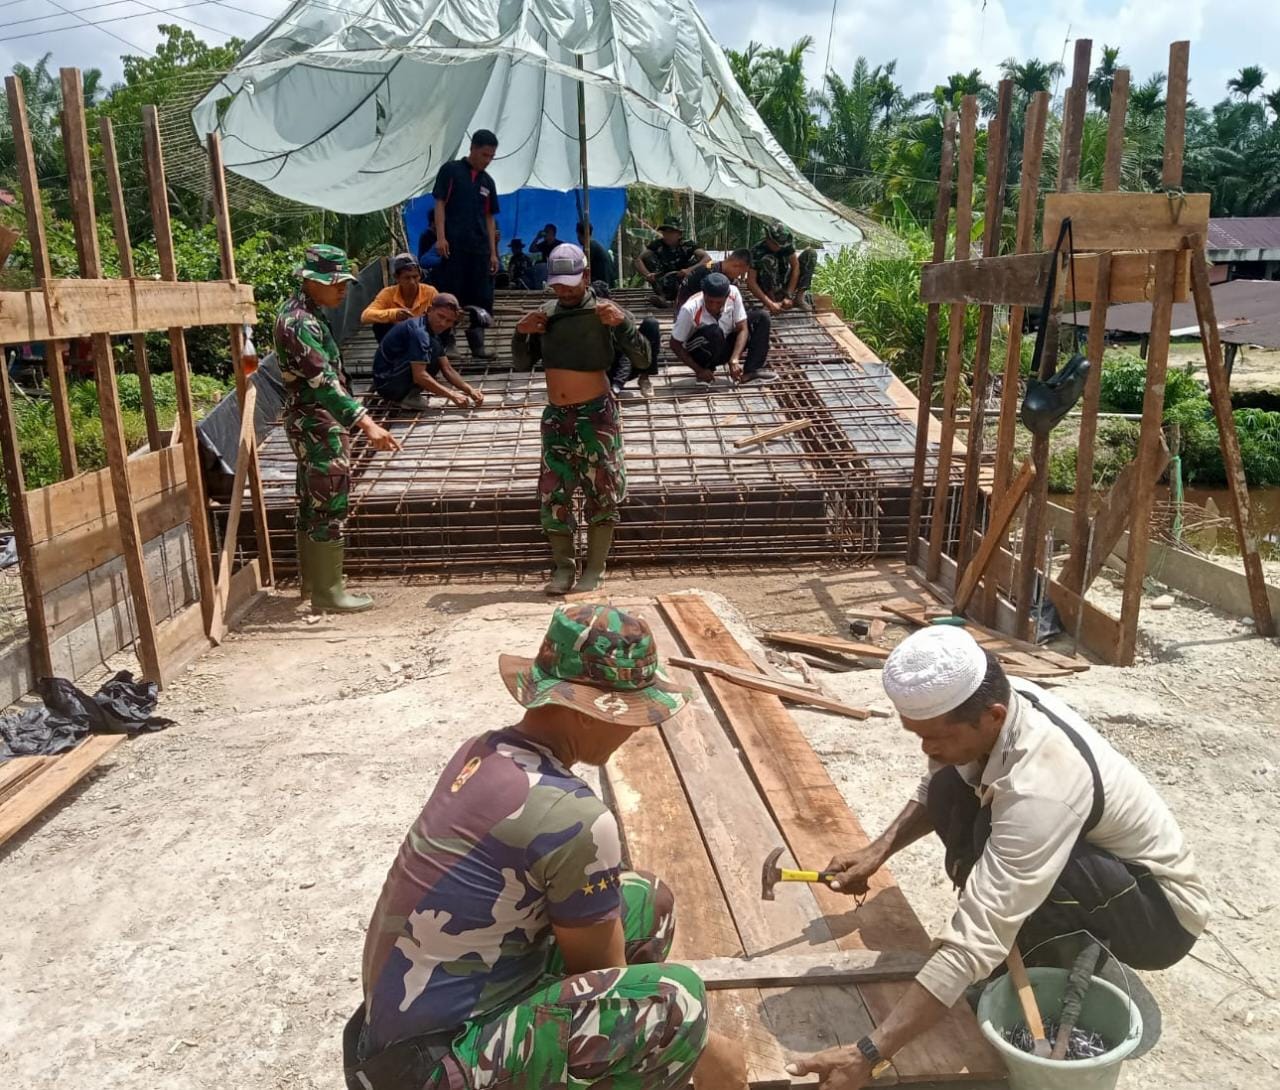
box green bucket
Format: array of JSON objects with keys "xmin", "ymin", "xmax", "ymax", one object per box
[{"xmin": 977, "ymin": 967, "xmax": 1142, "ymax": 1090}]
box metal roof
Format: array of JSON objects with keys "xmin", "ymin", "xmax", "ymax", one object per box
[
  {"xmin": 1207, "ymin": 218, "xmax": 1280, "ymax": 259},
  {"xmin": 1064, "ymin": 278, "xmax": 1280, "ymax": 349}
]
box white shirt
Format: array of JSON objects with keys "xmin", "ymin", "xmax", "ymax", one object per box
[
  {"xmin": 671, "ymin": 286, "xmax": 747, "ymax": 341},
  {"xmin": 913, "ymin": 678, "xmax": 1211, "ymax": 1007}
]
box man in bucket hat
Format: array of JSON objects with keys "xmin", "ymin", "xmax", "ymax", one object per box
[
  {"xmin": 348, "ymin": 605, "xmax": 746, "ymax": 1090},
  {"xmin": 746, "ymin": 221, "xmax": 818, "ymax": 315},
  {"xmin": 274, "ymin": 244, "xmax": 401, "ymax": 612},
  {"xmin": 633, "ymin": 220, "xmax": 710, "ymax": 307}
]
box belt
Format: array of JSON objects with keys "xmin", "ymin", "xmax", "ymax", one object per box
[{"xmin": 343, "ymin": 1004, "xmax": 456, "ymax": 1090}]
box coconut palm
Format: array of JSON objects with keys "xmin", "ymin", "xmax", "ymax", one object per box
[
  {"xmin": 1227, "ymin": 66, "xmax": 1267, "ymax": 102},
  {"xmin": 1089, "ymin": 45, "xmax": 1122, "ymax": 112},
  {"xmin": 726, "ymin": 37, "xmax": 816, "ymax": 161},
  {"xmin": 933, "ymin": 69, "xmax": 996, "ymax": 114},
  {"xmin": 1129, "ymin": 72, "xmax": 1167, "ymax": 118},
  {"xmin": 999, "ymin": 57, "xmax": 1066, "ymax": 98}
]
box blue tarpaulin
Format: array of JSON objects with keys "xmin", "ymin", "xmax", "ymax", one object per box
[{"xmin": 406, "ymin": 187, "xmax": 627, "ymax": 261}]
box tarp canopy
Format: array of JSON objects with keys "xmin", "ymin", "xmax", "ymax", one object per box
[{"xmin": 190, "ymin": 0, "xmax": 868, "ymax": 247}]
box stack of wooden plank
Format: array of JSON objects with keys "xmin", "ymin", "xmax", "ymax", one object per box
[
  {"xmin": 0, "ymin": 735, "xmax": 124, "ymax": 847},
  {"xmin": 605, "ymin": 594, "xmax": 1004, "ymax": 1087}
]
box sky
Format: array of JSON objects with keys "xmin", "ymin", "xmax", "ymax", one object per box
[{"xmin": 1, "ymin": 0, "xmax": 1278, "ymax": 106}]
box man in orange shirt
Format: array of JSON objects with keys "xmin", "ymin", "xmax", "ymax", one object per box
[{"xmin": 362, "ymin": 254, "xmax": 437, "ymax": 342}]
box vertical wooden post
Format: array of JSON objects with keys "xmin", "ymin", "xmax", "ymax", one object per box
[
  {"xmin": 205, "ymin": 130, "xmax": 275, "ymax": 587},
  {"xmin": 981, "ymin": 90, "xmax": 1049, "ymax": 619},
  {"xmin": 1015, "ymin": 39, "xmax": 1091, "ymax": 641},
  {"xmin": 139, "ymin": 106, "xmax": 221, "ymax": 637},
  {"xmin": 925, "ymin": 95, "xmax": 979, "ymax": 583},
  {"xmin": 1116, "ymin": 41, "xmax": 1191, "ymax": 665},
  {"xmin": 4, "ymin": 76, "xmax": 77, "ymax": 479},
  {"xmin": 954, "ymin": 80, "xmax": 1013, "ymax": 577},
  {"xmin": 1187, "ymin": 237, "xmax": 1275, "ymax": 636},
  {"xmin": 98, "ymin": 116, "xmax": 163, "ymax": 452},
  {"xmin": 1063, "ymin": 69, "xmax": 1130, "ymax": 593},
  {"xmin": 59, "ymin": 67, "xmax": 162, "ymax": 684},
  {"xmin": 905, "ymin": 111, "xmax": 958, "ymax": 564}
]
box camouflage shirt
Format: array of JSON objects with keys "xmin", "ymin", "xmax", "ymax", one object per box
[
  {"xmin": 272, "ymin": 289, "xmax": 366, "ymax": 429},
  {"xmin": 643, "ymin": 238, "xmax": 702, "ymax": 275},
  {"xmin": 362, "ymin": 729, "xmax": 623, "ymax": 1051}
]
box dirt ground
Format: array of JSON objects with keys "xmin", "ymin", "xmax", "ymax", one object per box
[{"xmin": 1, "ymin": 563, "xmax": 1278, "ymax": 1090}]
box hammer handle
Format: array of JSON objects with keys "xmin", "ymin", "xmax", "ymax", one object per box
[{"xmin": 779, "ymin": 868, "xmax": 835, "ymax": 885}]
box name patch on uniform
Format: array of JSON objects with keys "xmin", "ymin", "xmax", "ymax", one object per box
[{"xmin": 451, "ymin": 756, "xmax": 482, "ymax": 793}]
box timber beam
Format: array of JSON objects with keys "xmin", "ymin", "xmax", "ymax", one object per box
[{"xmin": 1043, "ymin": 191, "xmax": 1210, "ymax": 253}]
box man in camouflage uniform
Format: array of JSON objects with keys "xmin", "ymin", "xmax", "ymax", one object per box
[
  {"xmin": 633, "ymin": 221, "xmax": 710, "ymax": 307},
  {"xmin": 274, "ymin": 244, "xmax": 400, "ymax": 612},
  {"xmin": 746, "ymin": 222, "xmax": 818, "ymax": 315},
  {"xmin": 348, "ymin": 604, "xmax": 746, "ymax": 1090}
]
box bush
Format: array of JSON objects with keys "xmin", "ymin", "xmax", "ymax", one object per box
[
  {"xmin": 1098, "ymin": 351, "xmax": 1203, "ymax": 415},
  {"xmin": 1047, "ymin": 447, "xmax": 1077, "ymax": 493}
]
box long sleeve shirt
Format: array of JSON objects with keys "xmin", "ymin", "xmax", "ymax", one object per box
[
  {"xmin": 913, "ymin": 678, "xmax": 1211, "ymax": 1007},
  {"xmin": 273, "ymin": 290, "xmax": 366, "ymax": 430},
  {"xmin": 360, "ymin": 282, "xmax": 438, "ymax": 325}
]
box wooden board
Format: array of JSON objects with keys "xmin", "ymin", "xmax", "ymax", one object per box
[
  {"xmin": 734, "ymin": 418, "xmax": 813, "ymax": 449},
  {"xmin": 764, "ymin": 632, "xmax": 890, "ymax": 660},
  {"xmin": 1041, "ymin": 191, "xmax": 1210, "ymax": 253},
  {"xmin": 657, "ymin": 595, "xmax": 1004, "ymax": 1082},
  {"xmin": 954, "ymin": 459, "xmax": 1036, "ymax": 613},
  {"xmin": 920, "ymin": 252, "xmax": 1058, "ymax": 306},
  {"xmin": 0, "ymin": 734, "xmax": 125, "ymax": 846},
  {"xmin": 0, "ymin": 757, "xmax": 51, "ymax": 804},
  {"xmin": 1068, "ymin": 249, "xmax": 1191, "ymax": 304},
  {"xmin": 0, "ymin": 279, "xmax": 256, "ymax": 341},
  {"xmin": 668, "ymin": 655, "xmax": 881, "ymax": 720}
]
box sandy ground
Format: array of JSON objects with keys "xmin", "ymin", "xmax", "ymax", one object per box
[{"xmin": 1, "ymin": 563, "xmax": 1278, "ymax": 1090}]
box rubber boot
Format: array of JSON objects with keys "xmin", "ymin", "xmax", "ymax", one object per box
[
  {"xmin": 305, "ymin": 537, "xmax": 374, "ymax": 613},
  {"xmin": 466, "ymin": 325, "xmax": 497, "ymax": 361},
  {"xmin": 544, "ymin": 532, "xmax": 577, "ymax": 596},
  {"xmin": 575, "ymin": 523, "xmax": 614, "ymax": 593},
  {"xmin": 296, "ymin": 529, "xmax": 312, "ymax": 599}
]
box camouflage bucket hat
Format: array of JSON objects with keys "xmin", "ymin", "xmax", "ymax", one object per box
[
  {"xmin": 657, "ymin": 220, "xmax": 685, "ymax": 234},
  {"xmin": 294, "ymin": 243, "xmax": 358, "ymax": 284},
  {"xmin": 765, "ymin": 221, "xmax": 793, "ymax": 245},
  {"xmin": 499, "ymin": 604, "xmax": 689, "ymax": 727}
]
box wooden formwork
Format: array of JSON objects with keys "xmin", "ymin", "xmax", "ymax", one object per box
[
  {"xmin": 904, "ymin": 39, "xmax": 1275, "ymax": 664},
  {"xmin": 0, "ymin": 68, "xmax": 273, "ymax": 693}
]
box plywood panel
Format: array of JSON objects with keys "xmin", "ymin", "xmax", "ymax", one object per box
[{"xmin": 1042, "ymin": 192, "xmax": 1209, "ymax": 253}]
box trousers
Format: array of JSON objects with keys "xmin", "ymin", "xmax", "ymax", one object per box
[
  {"xmin": 539, "ymin": 394, "xmax": 626, "ymax": 533},
  {"xmin": 434, "ymin": 249, "xmax": 495, "ymax": 314},
  {"xmin": 754, "ymin": 248, "xmax": 817, "ymax": 300},
  {"xmin": 683, "ymin": 310, "xmax": 771, "ymax": 374},
  {"xmin": 609, "ymin": 318, "xmax": 663, "ymax": 388},
  {"xmin": 345, "ymin": 871, "xmax": 708, "ymax": 1090},
  {"xmin": 286, "ymin": 409, "xmax": 351, "ymax": 542},
  {"xmin": 927, "ymin": 767, "xmax": 1197, "ymax": 969}
]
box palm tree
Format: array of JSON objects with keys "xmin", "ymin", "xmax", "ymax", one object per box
[
  {"xmin": 933, "ymin": 69, "xmax": 995, "ymax": 114},
  {"xmin": 742, "ymin": 37, "xmax": 817, "ymax": 162},
  {"xmin": 1089, "ymin": 45, "xmax": 1122, "ymax": 111},
  {"xmin": 1227, "ymin": 65, "xmax": 1267, "ymax": 102},
  {"xmin": 1129, "ymin": 72, "xmax": 1167, "ymax": 118},
  {"xmin": 999, "ymin": 57, "xmax": 1066, "ymax": 98},
  {"xmin": 1265, "ymin": 88, "xmax": 1280, "ymax": 123}
]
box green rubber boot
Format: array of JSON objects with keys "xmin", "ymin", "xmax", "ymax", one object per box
[
  {"xmin": 575, "ymin": 523, "xmax": 614, "ymax": 593},
  {"xmin": 296, "ymin": 529, "xmax": 312, "ymax": 599},
  {"xmin": 305, "ymin": 537, "xmax": 374, "ymax": 613},
  {"xmin": 544, "ymin": 532, "xmax": 577, "ymax": 596}
]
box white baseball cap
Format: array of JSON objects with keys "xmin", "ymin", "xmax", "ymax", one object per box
[{"xmin": 547, "ymin": 243, "xmax": 587, "ymax": 286}]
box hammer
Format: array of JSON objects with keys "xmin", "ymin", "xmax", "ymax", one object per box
[{"xmin": 761, "ymin": 847, "xmax": 837, "ymax": 901}]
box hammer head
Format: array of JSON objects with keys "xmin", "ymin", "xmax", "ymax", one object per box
[{"xmin": 761, "ymin": 847, "xmax": 784, "ymax": 901}]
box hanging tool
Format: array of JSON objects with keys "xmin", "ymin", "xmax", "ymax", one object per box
[
  {"xmin": 1005, "ymin": 943, "xmax": 1052, "ymax": 1058},
  {"xmin": 760, "ymin": 847, "xmax": 836, "ymax": 901}
]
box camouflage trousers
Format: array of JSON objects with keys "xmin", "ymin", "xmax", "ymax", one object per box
[
  {"xmin": 433, "ymin": 870, "xmax": 707, "ymax": 1090},
  {"xmin": 539, "ymin": 395, "xmax": 626, "ymax": 533},
  {"xmin": 755, "ymin": 248, "xmax": 817, "ymax": 300},
  {"xmin": 286, "ymin": 410, "xmax": 351, "ymax": 542}
]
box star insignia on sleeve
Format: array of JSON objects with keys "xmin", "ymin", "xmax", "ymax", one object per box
[
  {"xmin": 581, "ymin": 882, "xmax": 596, "ymax": 896},
  {"xmin": 596, "ymin": 877, "xmax": 610, "ymax": 892}
]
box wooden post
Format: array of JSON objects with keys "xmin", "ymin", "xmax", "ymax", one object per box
[
  {"xmin": 4, "ymin": 76, "xmax": 77, "ymax": 479},
  {"xmin": 954, "ymin": 80, "xmax": 1013, "ymax": 577},
  {"xmin": 981, "ymin": 91, "xmax": 1049, "ymax": 619},
  {"xmin": 98, "ymin": 116, "xmax": 163, "ymax": 452},
  {"xmin": 1187, "ymin": 236, "xmax": 1275, "ymax": 636},
  {"xmin": 925, "ymin": 95, "xmax": 979, "ymax": 583},
  {"xmin": 59, "ymin": 67, "xmax": 162, "ymax": 684},
  {"xmin": 205, "ymin": 130, "xmax": 275, "ymax": 588},
  {"xmin": 1064, "ymin": 69, "xmax": 1130, "ymax": 593},
  {"xmin": 1015, "ymin": 39, "xmax": 1091, "ymax": 641},
  {"xmin": 139, "ymin": 107, "xmax": 222, "ymax": 637},
  {"xmin": 1117, "ymin": 41, "xmax": 1191, "ymax": 665},
  {"xmin": 905, "ymin": 110, "xmax": 958, "ymax": 565}
]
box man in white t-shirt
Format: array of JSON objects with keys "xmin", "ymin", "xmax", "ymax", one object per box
[{"xmin": 669, "ymin": 272, "xmax": 774, "ymax": 387}]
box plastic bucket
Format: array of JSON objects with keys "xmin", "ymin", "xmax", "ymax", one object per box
[{"xmin": 977, "ymin": 967, "xmax": 1143, "ymax": 1090}]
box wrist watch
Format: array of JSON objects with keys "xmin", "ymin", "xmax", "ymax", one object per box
[{"xmin": 856, "ymin": 1036, "xmax": 893, "ymax": 1078}]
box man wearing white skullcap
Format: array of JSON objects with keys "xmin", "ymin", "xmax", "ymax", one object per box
[{"xmin": 787, "ymin": 626, "xmax": 1209, "ymax": 1088}]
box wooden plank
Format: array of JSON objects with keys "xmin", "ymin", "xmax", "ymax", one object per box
[
  {"xmin": 685, "ymin": 950, "xmax": 927, "ymax": 990},
  {"xmin": 658, "ymin": 595, "xmax": 1002, "ymax": 1081},
  {"xmin": 211, "ymin": 382, "xmax": 258, "ymax": 643},
  {"xmin": 920, "ymin": 251, "xmax": 1056, "ymax": 306},
  {"xmin": 954, "ymin": 459, "xmax": 1036, "ymax": 612},
  {"xmin": 99, "ymin": 116, "xmax": 162, "ymax": 451},
  {"xmin": 765, "ymin": 632, "xmax": 890, "ymax": 660},
  {"xmin": 667, "ymin": 655, "xmax": 883, "ymax": 720},
  {"xmin": 905, "ymin": 111, "xmax": 959, "ymax": 566},
  {"xmin": 1188, "ymin": 233, "xmax": 1276, "ymax": 637},
  {"xmin": 4, "ymin": 75, "xmax": 75, "ymax": 478},
  {"xmin": 60, "ymin": 67, "xmax": 161, "ymax": 686},
  {"xmin": 0, "ymin": 734, "xmax": 125, "ymax": 846},
  {"xmin": 734, "ymin": 418, "xmax": 813, "ymax": 449},
  {"xmin": 1118, "ymin": 41, "xmax": 1191, "ymax": 667},
  {"xmin": 926, "ymin": 96, "xmax": 979, "ymax": 583},
  {"xmin": 1042, "ymin": 191, "xmax": 1209, "ymax": 254},
  {"xmin": 1069, "ymin": 248, "xmax": 1191, "ymax": 304},
  {"xmin": 0, "ymin": 756, "xmax": 50, "ymax": 803}
]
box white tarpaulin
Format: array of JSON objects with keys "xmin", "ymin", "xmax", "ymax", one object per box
[{"xmin": 190, "ymin": 0, "xmax": 867, "ymax": 246}]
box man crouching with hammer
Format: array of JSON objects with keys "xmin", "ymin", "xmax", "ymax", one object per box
[
  {"xmin": 346, "ymin": 604, "xmax": 746, "ymax": 1090},
  {"xmin": 788, "ymin": 626, "xmax": 1209, "ymax": 1087}
]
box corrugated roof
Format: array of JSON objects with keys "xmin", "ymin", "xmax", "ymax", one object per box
[
  {"xmin": 1207, "ymin": 217, "xmax": 1280, "ymax": 255},
  {"xmin": 1064, "ymin": 278, "xmax": 1280, "ymax": 348}
]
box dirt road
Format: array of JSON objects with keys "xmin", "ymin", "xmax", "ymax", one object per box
[{"xmin": 0, "ymin": 565, "xmax": 1276, "ymax": 1088}]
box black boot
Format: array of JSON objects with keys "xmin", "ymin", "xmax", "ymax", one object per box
[{"xmin": 466, "ymin": 325, "xmax": 496, "ymax": 361}]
